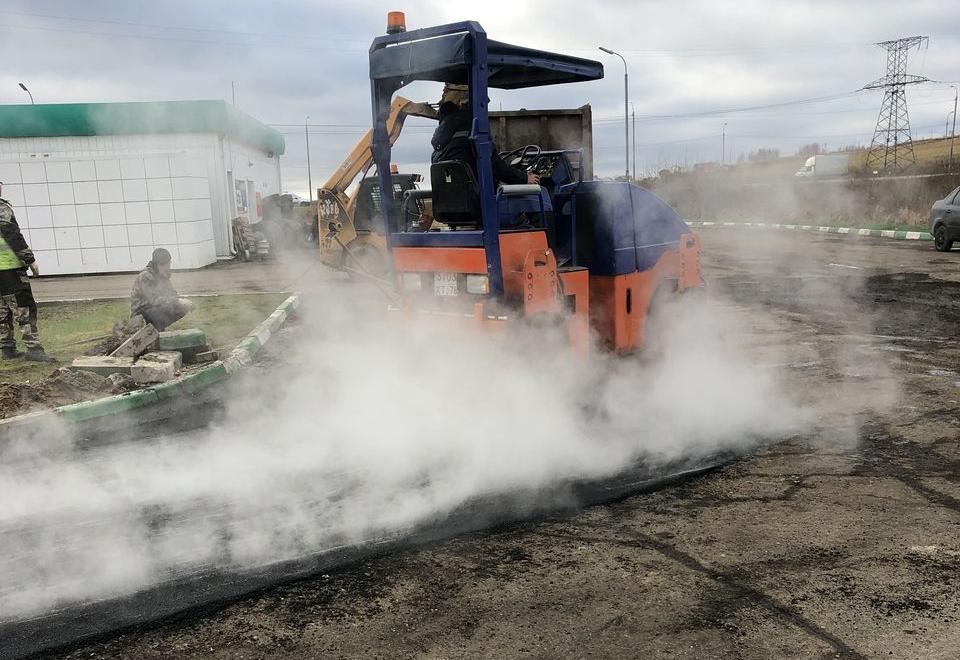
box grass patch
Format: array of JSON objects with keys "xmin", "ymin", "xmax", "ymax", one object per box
[{"xmin": 0, "ymin": 293, "xmax": 288, "ymax": 385}]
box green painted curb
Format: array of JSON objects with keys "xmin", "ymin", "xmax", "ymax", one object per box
[
  {"xmin": 45, "ymin": 293, "xmax": 300, "ymax": 426},
  {"xmin": 57, "ymin": 358, "xmax": 232, "ymax": 423},
  {"xmin": 688, "ymin": 221, "xmax": 933, "ymax": 241},
  {"xmin": 59, "ymin": 390, "xmax": 159, "ymax": 422},
  {"xmin": 236, "ymin": 335, "xmax": 262, "ymax": 358}
]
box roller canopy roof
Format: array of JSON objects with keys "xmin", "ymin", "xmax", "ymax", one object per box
[{"xmin": 369, "ymin": 32, "xmax": 604, "ymax": 89}]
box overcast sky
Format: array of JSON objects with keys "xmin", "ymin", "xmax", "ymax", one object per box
[{"xmin": 2, "ymin": 0, "xmax": 959, "ymax": 194}]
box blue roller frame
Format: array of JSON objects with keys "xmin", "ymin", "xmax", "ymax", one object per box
[{"xmin": 369, "ymin": 21, "xmax": 603, "ymax": 297}]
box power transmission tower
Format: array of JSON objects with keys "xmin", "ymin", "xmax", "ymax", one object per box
[{"xmin": 864, "ymin": 36, "xmax": 929, "ymax": 172}]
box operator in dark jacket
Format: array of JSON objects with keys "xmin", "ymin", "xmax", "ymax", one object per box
[
  {"xmin": 431, "ymin": 102, "xmax": 540, "ymax": 186},
  {"xmin": 0, "ymin": 182, "xmax": 56, "ymax": 362},
  {"xmin": 130, "ymin": 248, "xmax": 195, "ymax": 331}
]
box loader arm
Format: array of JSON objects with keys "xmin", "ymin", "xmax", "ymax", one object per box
[
  {"xmin": 317, "ymin": 96, "xmax": 437, "ymax": 273},
  {"xmin": 320, "ymin": 95, "xmax": 437, "ymax": 210}
]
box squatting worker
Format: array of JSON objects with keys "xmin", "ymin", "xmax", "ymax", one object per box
[
  {"xmin": 431, "ymin": 101, "xmax": 540, "ymax": 187},
  {"xmin": 0, "ymin": 181, "xmax": 56, "ymax": 362},
  {"xmin": 130, "ymin": 248, "xmax": 196, "ymax": 331}
]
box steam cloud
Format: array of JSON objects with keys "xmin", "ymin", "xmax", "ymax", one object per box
[{"xmin": 0, "ymin": 286, "xmax": 806, "ymax": 623}]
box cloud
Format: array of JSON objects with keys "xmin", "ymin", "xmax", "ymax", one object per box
[{"xmin": 2, "ymin": 0, "xmax": 958, "ymax": 189}]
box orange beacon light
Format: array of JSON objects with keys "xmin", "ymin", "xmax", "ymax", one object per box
[{"xmin": 386, "ymin": 12, "xmax": 406, "ymax": 34}]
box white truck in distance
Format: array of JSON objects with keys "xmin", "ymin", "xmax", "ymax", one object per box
[{"xmin": 795, "ymin": 153, "xmax": 849, "ymax": 178}]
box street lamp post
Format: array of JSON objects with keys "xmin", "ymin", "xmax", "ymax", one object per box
[
  {"xmin": 950, "ymin": 86, "xmax": 958, "ymax": 172},
  {"xmin": 18, "ymin": 83, "xmax": 34, "ymax": 104},
  {"xmin": 305, "ymin": 116, "xmax": 313, "ymax": 203},
  {"xmin": 599, "ymin": 46, "xmax": 629, "ymax": 180},
  {"xmin": 631, "ymin": 102, "xmax": 636, "ymax": 181},
  {"xmin": 722, "ymin": 122, "xmax": 728, "ymax": 165}
]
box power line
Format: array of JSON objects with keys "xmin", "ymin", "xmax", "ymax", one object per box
[
  {"xmin": 0, "ymin": 22, "xmax": 367, "ymax": 52},
  {"xmin": 9, "ymin": 9, "xmax": 960, "ymax": 61},
  {"xmin": 592, "ymin": 92, "xmax": 862, "ymax": 123},
  {"xmin": 594, "ymin": 134, "xmax": 719, "ymax": 149},
  {"xmin": 728, "ymin": 122, "xmax": 943, "ymax": 140},
  {"xmin": 592, "ymin": 94, "xmax": 956, "ymax": 123},
  {"xmin": 0, "ymin": 10, "xmax": 877, "ymax": 57},
  {"xmin": 0, "ymin": 9, "xmax": 367, "ymax": 45},
  {"xmin": 592, "ymin": 122, "xmax": 946, "ymax": 151},
  {"xmin": 266, "ymin": 93, "xmax": 958, "ymax": 137},
  {"xmin": 269, "ymin": 91, "xmax": 871, "ymax": 130},
  {"xmin": 563, "ymin": 42, "xmax": 872, "ymax": 56}
]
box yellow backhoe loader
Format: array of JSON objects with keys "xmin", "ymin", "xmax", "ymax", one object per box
[{"xmin": 317, "ymin": 96, "xmax": 437, "ymax": 277}]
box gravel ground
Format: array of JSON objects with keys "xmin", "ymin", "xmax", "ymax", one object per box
[{"xmin": 33, "ymin": 231, "xmax": 960, "ymax": 659}]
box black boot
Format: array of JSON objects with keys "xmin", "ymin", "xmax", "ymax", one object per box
[{"xmin": 24, "ymin": 348, "xmax": 57, "ymax": 363}]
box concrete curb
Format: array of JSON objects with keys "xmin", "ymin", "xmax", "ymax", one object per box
[
  {"xmin": 222, "ymin": 294, "xmax": 300, "ymax": 373},
  {"xmin": 0, "ymin": 293, "xmax": 301, "ymax": 429},
  {"xmin": 687, "ymin": 221, "xmax": 933, "ymax": 242}
]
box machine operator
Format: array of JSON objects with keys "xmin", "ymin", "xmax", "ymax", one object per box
[{"xmin": 431, "ymin": 101, "xmax": 540, "ymax": 187}]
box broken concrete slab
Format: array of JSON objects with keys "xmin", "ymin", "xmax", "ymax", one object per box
[
  {"xmin": 158, "ymin": 329, "xmax": 207, "ymax": 351},
  {"xmin": 131, "ymin": 351, "xmax": 182, "ymax": 385},
  {"xmin": 111, "ymin": 324, "xmax": 159, "ymax": 358},
  {"xmin": 113, "ymin": 314, "xmax": 146, "ymax": 336},
  {"xmin": 191, "ymin": 350, "xmax": 219, "ymax": 364},
  {"xmin": 139, "ymin": 351, "xmax": 182, "ymax": 369},
  {"xmin": 180, "ymin": 345, "xmax": 213, "ymax": 363},
  {"xmin": 71, "ymin": 356, "xmax": 135, "ymax": 376}
]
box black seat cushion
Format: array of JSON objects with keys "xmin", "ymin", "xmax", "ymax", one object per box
[{"xmin": 430, "ymin": 161, "xmax": 481, "ymax": 228}]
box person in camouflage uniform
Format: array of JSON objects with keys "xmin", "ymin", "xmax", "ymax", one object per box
[
  {"xmin": 0, "ymin": 182, "xmax": 56, "ymax": 362},
  {"xmin": 130, "ymin": 248, "xmax": 195, "ymax": 331}
]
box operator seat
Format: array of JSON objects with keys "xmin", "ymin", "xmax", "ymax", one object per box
[{"xmin": 430, "ymin": 160, "xmax": 481, "ymax": 228}]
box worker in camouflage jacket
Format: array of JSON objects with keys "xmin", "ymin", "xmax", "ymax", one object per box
[
  {"xmin": 130, "ymin": 248, "xmax": 195, "ymax": 331},
  {"xmin": 0, "ymin": 182, "xmax": 56, "ymax": 362}
]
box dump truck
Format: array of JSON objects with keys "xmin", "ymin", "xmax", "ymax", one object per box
[
  {"xmin": 370, "ymin": 14, "xmax": 702, "ymax": 353},
  {"xmin": 490, "ymin": 105, "xmax": 594, "ymax": 180}
]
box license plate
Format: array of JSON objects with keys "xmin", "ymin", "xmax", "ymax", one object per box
[{"xmin": 434, "ymin": 272, "xmax": 459, "ymax": 297}]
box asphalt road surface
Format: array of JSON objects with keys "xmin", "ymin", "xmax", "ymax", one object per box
[{"xmin": 42, "ymin": 230, "xmax": 960, "ymax": 659}]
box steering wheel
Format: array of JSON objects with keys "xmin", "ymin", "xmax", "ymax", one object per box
[{"xmin": 500, "ymin": 144, "xmax": 542, "ymax": 168}]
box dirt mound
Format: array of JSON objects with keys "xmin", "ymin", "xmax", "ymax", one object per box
[
  {"xmin": 0, "ymin": 368, "xmax": 123, "ymax": 419},
  {"xmin": 44, "ymin": 368, "xmax": 113, "ymax": 401},
  {"xmin": 0, "ymin": 383, "xmax": 54, "ymax": 418}
]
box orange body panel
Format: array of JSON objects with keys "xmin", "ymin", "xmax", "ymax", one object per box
[
  {"xmin": 520, "ymin": 248, "xmax": 560, "ymax": 316},
  {"xmin": 392, "ymin": 231, "xmax": 552, "ymax": 282},
  {"xmin": 499, "ymin": 231, "xmax": 551, "ymax": 299},
  {"xmin": 559, "ymin": 268, "xmax": 590, "ymax": 355},
  {"xmin": 559, "ymin": 269, "xmax": 590, "ymax": 317},
  {"xmin": 589, "ymin": 232, "xmax": 702, "ymax": 353},
  {"xmin": 389, "ymin": 228, "xmax": 702, "ymax": 355},
  {"xmin": 590, "ymin": 271, "xmax": 654, "ymax": 353},
  {"xmin": 392, "ymin": 247, "xmax": 486, "ymax": 274}
]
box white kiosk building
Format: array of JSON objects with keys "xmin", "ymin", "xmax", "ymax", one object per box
[{"xmin": 0, "ymin": 100, "xmax": 284, "ymax": 274}]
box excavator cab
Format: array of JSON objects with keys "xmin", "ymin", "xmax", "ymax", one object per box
[
  {"xmin": 370, "ymin": 16, "xmax": 701, "ymax": 353},
  {"xmin": 354, "ymin": 173, "xmax": 423, "ymax": 235}
]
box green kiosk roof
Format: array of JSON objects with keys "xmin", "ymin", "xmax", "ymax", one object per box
[{"xmin": 0, "ymin": 100, "xmax": 285, "ymax": 155}]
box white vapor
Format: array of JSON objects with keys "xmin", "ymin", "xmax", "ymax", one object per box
[{"xmin": 0, "ymin": 288, "xmax": 805, "ymax": 621}]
